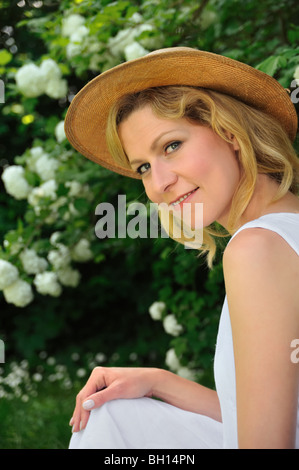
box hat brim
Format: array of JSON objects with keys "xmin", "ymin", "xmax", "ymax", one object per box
[{"xmin": 64, "ymin": 47, "xmax": 298, "ymax": 179}]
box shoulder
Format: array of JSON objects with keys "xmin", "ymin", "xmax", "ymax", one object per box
[
  {"xmin": 223, "ymin": 225, "xmax": 298, "ymax": 275},
  {"xmin": 222, "ymin": 222, "xmax": 299, "ymax": 304},
  {"xmin": 223, "ymin": 225, "xmax": 299, "ymax": 321}
]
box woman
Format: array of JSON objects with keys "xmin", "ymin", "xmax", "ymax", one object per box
[{"xmin": 65, "ymin": 48, "xmax": 299, "ymax": 449}]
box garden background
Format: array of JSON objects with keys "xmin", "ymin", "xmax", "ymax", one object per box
[{"xmin": 0, "ymin": 0, "xmax": 298, "ymax": 449}]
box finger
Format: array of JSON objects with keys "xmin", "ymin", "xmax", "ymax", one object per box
[
  {"xmin": 82, "ymin": 383, "xmax": 121, "ymax": 412},
  {"xmin": 71, "ymin": 367, "xmax": 107, "ymax": 432},
  {"xmin": 78, "ymin": 389, "xmax": 111, "ymax": 432}
]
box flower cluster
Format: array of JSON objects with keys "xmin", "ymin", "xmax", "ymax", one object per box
[
  {"xmin": 59, "ymin": 12, "xmax": 162, "ymax": 71},
  {"xmin": 0, "ymin": 259, "xmax": 33, "ymax": 307},
  {"xmin": 62, "ymin": 14, "xmax": 90, "ymax": 60},
  {"xmin": 15, "ymin": 58, "xmax": 67, "ymax": 99},
  {"xmin": 1, "ymin": 165, "xmax": 31, "ymax": 200},
  {"xmin": 149, "ymin": 301, "xmax": 183, "ymax": 336},
  {"xmin": 108, "ymin": 13, "xmax": 154, "ymax": 62},
  {"xmin": 165, "ymin": 348, "xmax": 197, "ymax": 381}
]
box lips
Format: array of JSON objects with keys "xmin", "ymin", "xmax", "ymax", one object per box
[{"xmin": 170, "ymin": 187, "xmax": 199, "ymax": 206}]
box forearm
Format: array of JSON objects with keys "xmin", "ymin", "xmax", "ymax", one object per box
[{"xmin": 151, "ymin": 368, "xmax": 222, "ymax": 422}]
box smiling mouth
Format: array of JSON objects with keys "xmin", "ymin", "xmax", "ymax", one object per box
[{"xmin": 171, "ymin": 187, "xmax": 199, "ymax": 206}]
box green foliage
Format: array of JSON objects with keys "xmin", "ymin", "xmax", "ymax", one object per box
[{"xmin": 0, "ymin": 0, "xmax": 298, "ymax": 448}]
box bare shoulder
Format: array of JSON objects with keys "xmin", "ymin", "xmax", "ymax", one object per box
[
  {"xmin": 223, "ymin": 226, "xmax": 298, "ymax": 275},
  {"xmin": 223, "ymin": 226, "xmax": 299, "ymax": 323}
]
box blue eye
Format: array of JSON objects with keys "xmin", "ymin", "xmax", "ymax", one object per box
[
  {"xmin": 165, "ymin": 141, "xmax": 181, "ymax": 154},
  {"xmin": 136, "ymin": 162, "xmax": 150, "ymax": 176}
]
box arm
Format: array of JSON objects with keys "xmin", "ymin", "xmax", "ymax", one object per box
[
  {"xmin": 71, "ymin": 366, "xmax": 221, "ymax": 433},
  {"xmin": 223, "ymin": 228, "xmax": 299, "ymax": 448}
]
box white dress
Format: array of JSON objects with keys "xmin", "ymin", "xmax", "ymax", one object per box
[{"xmin": 69, "ymin": 213, "xmax": 299, "ymax": 449}]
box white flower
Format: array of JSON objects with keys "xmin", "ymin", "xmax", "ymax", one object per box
[
  {"xmin": 148, "ymin": 301, "xmax": 166, "ymax": 320},
  {"xmin": 40, "ymin": 59, "xmax": 62, "ymax": 81},
  {"xmin": 48, "ymin": 244, "xmax": 71, "ymax": 270},
  {"xmin": 34, "ymin": 153, "xmax": 59, "ymax": 181},
  {"xmin": 61, "ymin": 14, "xmax": 85, "ymax": 37},
  {"xmin": 108, "ymin": 28, "xmax": 136, "ymax": 56},
  {"xmin": 69, "ymin": 25, "xmax": 89, "ymax": 43},
  {"xmin": 44, "ymin": 77, "xmax": 67, "ymax": 99},
  {"xmin": 32, "ymin": 373, "xmax": 43, "ymax": 382},
  {"xmin": 163, "ymin": 314, "xmax": 183, "ymax": 337},
  {"xmin": 15, "ymin": 59, "xmax": 67, "ymax": 100},
  {"xmin": 40, "ymin": 59, "xmax": 68, "ymax": 99},
  {"xmin": 49, "ymin": 231, "xmax": 61, "ymax": 247},
  {"xmin": 294, "ymin": 65, "xmax": 299, "ymax": 85},
  {"xmin": 19, "ymin": 249, "xmax": 48, "ymax": 275},
  {"xmin": 57, "ymin": 266, "xmax": 81, "ymax": 287},
  {"xmin": 165, "ymin": 348, "xmax": 181, "ymax": 371},
  {"xmin": 66, "ymin": 42, "xmax": 82, "ymax": 59},
  {"xmin": 76, "ymin": 368, "xmax": 87, "ymax": 378},
  {"xmin": 71, "ymin": 239, "xmax": 93, "ymax": 262},
  {"xmin": 124, "ymin": 42, "xmax": 148, "ymax": 61},
  {"xmin": 0, "ymin": 259, "xmax": 19, "ymax": 290},
  {"xmin": 95, "ymin": 352, "xmax": 107, "ymax": 363},
  {"xmin": 27, "ymin": 146, "xmax": 44, "ymax": 172},
  {"xmin": 34, "ymin": 271, "xmax": 62, "ymax": 297},
  {"xmin": 55, "ymin": 121, "xmax": 66, "ymax": 143},
  {"xmin": 2, "ymin": 165, "xmax": 32, "ymax": 200},
  {"xmin": 3, "ymin": 279, "xmax": 33, "ymax": 307},
  {"xmin": 65, "ymin": 181, "xmax": 82, "ymax": 197},
  {"xmin": 62, "ymin": 15, "xmax": 88, "ymax": 59},
  {"xmin": 15, "ymin": 63, "xmax": 45, "ymax": 97},
  {"xmin": 28, "ymin": 179, "xmax": 57, "ymax": 207}
]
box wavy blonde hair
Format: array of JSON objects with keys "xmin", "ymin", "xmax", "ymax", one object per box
[{"xmin": 106, "ymin": 86, "xmax": 299, "ymax": 267}]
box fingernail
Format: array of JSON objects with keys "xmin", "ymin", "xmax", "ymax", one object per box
[
  {"xmin": 69, "ymin": 417, "xmax": 74, "ymax": 426},
  {"xmin": 83, "ymin": 399, "xmax": 94, "ymax": 410}
]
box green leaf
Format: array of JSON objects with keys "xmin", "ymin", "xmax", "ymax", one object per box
[
  {"xmin": 255, "ymin": 55, "xmax": 281, "ymax": 76},
  {"xmin": 0, "ymin": 49, "xmax": 12, "ymax": 66}
]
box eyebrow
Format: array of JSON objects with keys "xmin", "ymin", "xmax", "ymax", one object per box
[{"xmin": 129, "ymin": 130, "xmax": 179, "ymax": 166}]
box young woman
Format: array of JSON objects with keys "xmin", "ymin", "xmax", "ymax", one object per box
[{"xmin": 65, "ymin": 48, "xmax": 299, "ymax": 449}]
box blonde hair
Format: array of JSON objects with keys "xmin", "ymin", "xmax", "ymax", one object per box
[{"xmin": 106, "ymin": 86, "xmax": 299, "ymax": 267}]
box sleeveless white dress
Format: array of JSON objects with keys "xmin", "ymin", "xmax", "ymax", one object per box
[{"xmin": 69, "ymin": 213, "xmax": 299, "ymax": 449}]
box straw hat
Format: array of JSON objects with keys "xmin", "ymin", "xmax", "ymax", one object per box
[{"xmin": 64, "ymin": 47, "xmax": 298, "ymax": 179}]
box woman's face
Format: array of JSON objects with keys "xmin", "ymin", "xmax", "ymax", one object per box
[{"xmin": 119, "ymin": 105, "xmax": 241, "ymax": 229}]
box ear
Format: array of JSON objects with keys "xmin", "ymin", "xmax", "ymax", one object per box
[
  {"xmin": 226, "ymin": 132, "xmax": 240, "ymax": 151},
  {"xmin": 231, "ymin": 135, "xmax": 240, "ymax": 152}
]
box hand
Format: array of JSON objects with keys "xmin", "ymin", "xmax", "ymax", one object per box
[{"xmin": 69, "ymin": 366, "xmax": 159, "ymax": 433}]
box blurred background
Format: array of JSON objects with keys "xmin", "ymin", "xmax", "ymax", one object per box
[{"xmin": 0, "ymin": 0, "xmax": 298, "ymax": 448}]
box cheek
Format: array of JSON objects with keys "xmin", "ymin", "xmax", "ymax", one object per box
[
  {"xmin": 142, "ymin": 181, "xmax": 157, "ymax": 203},
  {"xmin": 183, "ymin": 152, "xmax": 213, "ymax": 182}
]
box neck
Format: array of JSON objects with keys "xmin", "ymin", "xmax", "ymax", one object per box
[{"xmin": 223, "ymin": 174, "xmax": 299, "ymax": 231}]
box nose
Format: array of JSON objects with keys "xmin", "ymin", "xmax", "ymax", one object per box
[{"xmin": 146, "ymin": 159, "xmax": 178, "ymax": 200}]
